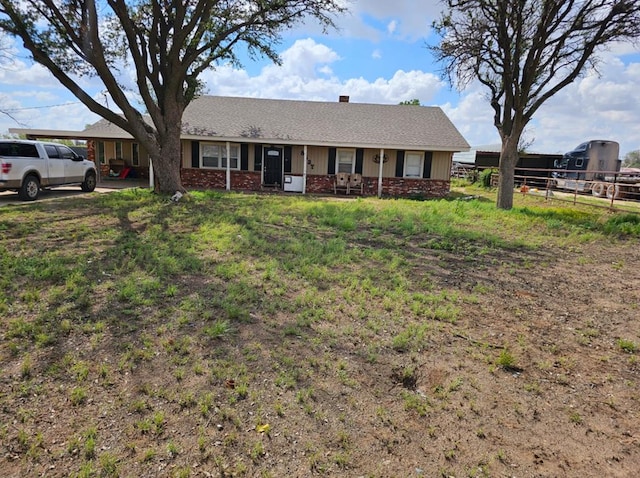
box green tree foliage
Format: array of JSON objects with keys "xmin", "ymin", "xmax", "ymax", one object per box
[
  {"xmin": 0, "ymin": 1, "xmax": 345, "ymax": 195},
  {"xmin": 479, "ymin": 168, "xmax": 495, "ymax": 188},
  {"xmin": 399, "ymin": 99, "xmax": 421, "ymax": 105},
  {"xmin": 431, "ymin": 1, "xmax": 640, "ymax": 210},
  {"xmin": 0, "ymin": 31, "xmax": 23, "ymax": 126},
  {"xmin": 623, "ymin": 150, "xmax": 640, "ymax": 168}
]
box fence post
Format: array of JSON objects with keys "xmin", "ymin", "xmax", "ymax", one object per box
[{"xmin": 610, "ymin": 173, "xmax": 618, "ymax": 209}]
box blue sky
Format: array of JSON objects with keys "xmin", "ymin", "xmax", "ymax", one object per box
[{"xmin": 1, "ymin": 0, "xmax": 639, "ymax": 157}]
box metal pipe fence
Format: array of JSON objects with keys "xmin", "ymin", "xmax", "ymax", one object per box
[
  {"xmin": 454, "ymin": 166, "xmax": 640, "ymax": 214},
  {"xmin": 516, "ymin": 167, "xmax": 640, "ymax": 213}
]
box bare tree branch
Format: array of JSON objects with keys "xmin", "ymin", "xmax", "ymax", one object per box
[
  {"xmin": 0, "ymin": 0, "xmax": 346, "ymax": 194},
  {"xmin": 431, "ymin": 0, "xmax": 640, "ymax": 209}
]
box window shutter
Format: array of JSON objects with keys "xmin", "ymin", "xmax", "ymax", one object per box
[
  {"xmin": 328, "ymin": 148, "xmax": 336, "ymax": 175},
  {"xmin": 254, "ymin": 144, "xmax": 262, "ymax": 171},
  {"xmin": 423, "ymin": 152, "xmax": 433, "ymax": 179},
  {"xmin": 284, "ymin": 146, "xmax": 292, "ymax": 173},
  {"xmin": 395, "ymin": 150, "xmax": 405, "ymax": 177},
  {"xmin": 191, "ymin": 141, "xmax": 200, "ymax": 168},
  {"xmin": 241, "ymin": 143, "xmax": 249, "ymax": 171},
  {"xmin": 355, "ymin": 149, "xmax": 364, "ymax": 174}
]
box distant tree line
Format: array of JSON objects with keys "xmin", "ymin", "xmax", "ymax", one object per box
[{"xmin": 623, "ymin": 150, "xmax": 640, "ymax": 168}]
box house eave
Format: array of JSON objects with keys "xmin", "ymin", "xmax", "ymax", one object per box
[
  {"xmin": 10, "ymin": 128, "xmax": 469, "ymax": 154},
  {"xmin": 181, "ymin": 134, "xmax": 470, "ymax": 153}
]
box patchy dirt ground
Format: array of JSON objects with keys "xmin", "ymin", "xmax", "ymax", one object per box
[{"xmin": 1, "ymin": 193, "xmax": 639, "ymax": 478}]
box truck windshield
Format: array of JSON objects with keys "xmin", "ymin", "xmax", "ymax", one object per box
[{"xmin": 554, "ymin": 157, "xmax": 569, "ymax": 169}]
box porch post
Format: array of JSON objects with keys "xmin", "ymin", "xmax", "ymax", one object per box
[
  {"xmin": 226, "ymin": 141, "xmax": 231, "ymax": 191},
  {"xmin": 149, "ymin": 160, "xmax": 154, "ymax": 189},
  {"xmin": 302, "ymin": 145, "xmax": 308, "ymax": 194},
  {"xmin": 378, "ymin": 148, "xmax": 384, "ymax": 198}
]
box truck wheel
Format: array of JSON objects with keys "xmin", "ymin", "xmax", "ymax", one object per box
[
  {"xmin": 81, "ymin": 171, "xmax": 97, "ymax": 192},
  {"xmin": 606, "ymin": 184, "xmax": 620, "ymax": 199},
  {"xmin": 591, "ymin": 182, "xmax": 605, "ymax": 197},
  {"xmin": 18, "ymin": 175, "xmax": 40, "ymax": 201}
]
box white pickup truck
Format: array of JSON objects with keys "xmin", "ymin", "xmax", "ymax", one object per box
[{"xmin": 0, "ymin": 139, "xmax": 97, "ymax": 200}]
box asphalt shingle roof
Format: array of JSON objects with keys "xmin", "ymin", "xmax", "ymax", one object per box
[{"xmin": 84, "ymin": 95, "xmax": 470, "ymax": 151}]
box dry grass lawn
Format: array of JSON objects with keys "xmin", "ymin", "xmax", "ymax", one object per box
[{"xmin": 1, "ymin": 186, "xmax": 639, "ymax": 477}]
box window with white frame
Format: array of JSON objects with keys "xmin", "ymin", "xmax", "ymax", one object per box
[
  {"xmin": 201, "ymin": 143, "xmax": 239, "ymax": 169},
  {"xmin": 132, "ymin": 143, "xmax": 140, "ymax": 166},
  {"xmin": 115, "ymin": 141, "xmax": 123, "ymax": 158},
  {"xmin": 337, "ymin": 149, "xmax": 355, "ymax": 173},
  {"xmin": 404, "ymin": 152, "xmax": 423, "ymax": 178}
]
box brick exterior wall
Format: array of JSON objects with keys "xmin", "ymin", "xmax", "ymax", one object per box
[
  {"xmin": 305, "ymin": 175, "xmax": 334, "ymax": 193},
  {"xmin": 231, "ymin": 171, "xmax": 261, "ymax": 190},
  {"xmin": 181, "ymin": 169, "xmax": 450, "ymax": 198},
  {"xmin": 86, "ymin": 140, "xmax": 110, "ymax": 178},
  {"xmin": 181, "ymin": 168, "xmax": 261, "ymax": 191},
  {"xmin": 307, "ymin": 175, "xmax": 450, "ymax": 198},
  {"xmin": 382, "ymin": 177, "xmax": 450, "ymax": 198},
  {"xmin": 87, "ymin": 140, "xmax": 96, "ymax": 162}
]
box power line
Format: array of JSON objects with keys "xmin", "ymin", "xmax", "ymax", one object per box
[{"xmin": 5, "ymin": 101, "xmax": 83, "ymax": 112}]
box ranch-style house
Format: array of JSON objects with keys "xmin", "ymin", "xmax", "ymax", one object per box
[{"xmin": 12, "ymin": 95, "xmax": 470, "ymax": 198}]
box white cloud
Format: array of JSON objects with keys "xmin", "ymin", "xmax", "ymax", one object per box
[
  {"xmin": 0, "ymin": 60, "xmax": 54, "ymax": 87},
  {"xmin": 387, "ymin": 20, "xmax": 397, "ymax": 35},
  {"xmin": 336, "ymin": 0, "xmax": 443, "ymax": 40},
  {"xmin": 276, "ymin": 38, "xmax": 340, "ymax": 79},
  {"xmin": 0, "ymin": 95, "xmax": 99, "ymax": 133},
  {"xmin": 202, "ymin": 40, "xmax": 444, "ymax": 106},
  {"xmin": 371, "ymin": 49, "xmax": 382, "ymax": 60},
  {"xmin": 529, "ymin": 55, "xmax": 640, "ymax": 156},
  {"xmin": 349, "ymin": 69, "xmax": 443, "ymax": 104},
  {"xmin": 435, "ymin": 50, "xmax": 640, "ymax": 157},
  {"xmin": 441, "ymin": 89, "xmax": 499, "ymax": 147},
  {"xmin": 201, "ymin": 39, "xmax": 341, "ymax": 99}
]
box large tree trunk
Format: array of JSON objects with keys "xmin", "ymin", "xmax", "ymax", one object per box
[
  {"xmin": 496, "ymin": 136, "xmax": 520, "ymax": 210},
  {"xmin": 151, "ymin": 138, "xmax": 185, "ymax": 195},
  {"xmin": 147, "ymin": 110, "xmax": 186, "ymax": 195}
]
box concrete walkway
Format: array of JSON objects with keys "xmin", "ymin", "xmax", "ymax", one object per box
[
  {"xmin": 98, "ymin": 178, "xmax": 150, "ymax": 189},
  {"xmin": 0, "ymin": 180, "xmax": 149, "ymax": 206}
]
